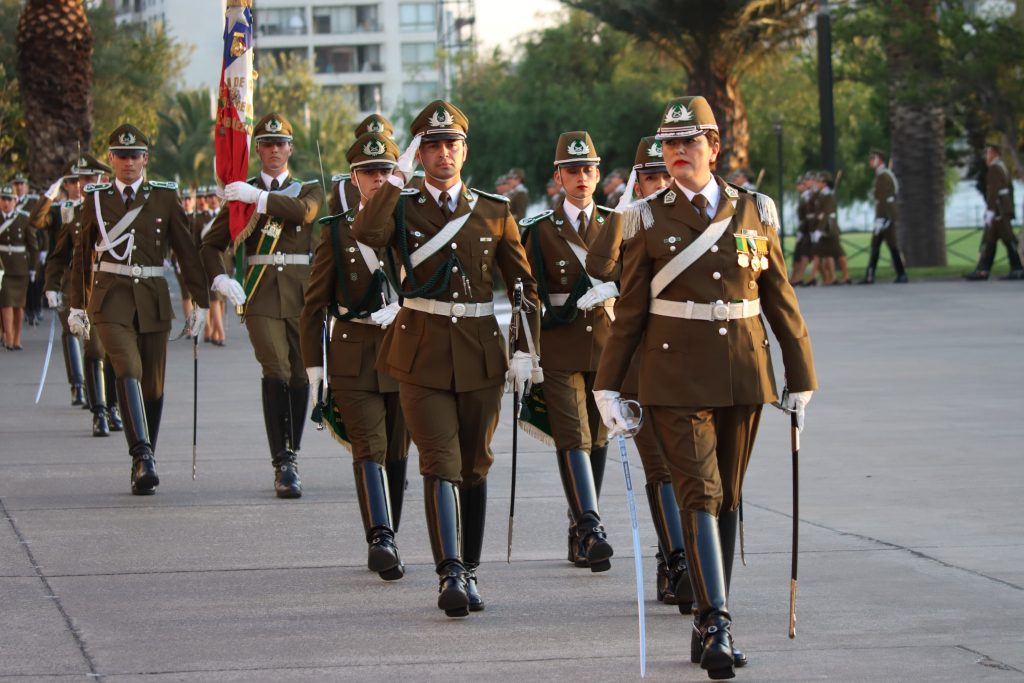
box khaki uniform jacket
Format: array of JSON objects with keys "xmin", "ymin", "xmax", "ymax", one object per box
[
  {"xmin": 987, "ymin": 160, "xmax": 1014, "ymax": 221},
  {"xmin": 522, "ymin": 205, "xmax": 618, "ymax": 373},
  {"xmin": 0, "ymin": 210, "xmax": 39, "ymax": 277},
  {"xmin": 300, "ymin": 209, "xmax": 399, "ymax": 393},
  {"xmin": 70, "ymin": 182, "xmax": 209, "ymax": 333},
  {"xmin": 507, "ymin": 185, "xmax": 529, "ymax": 223},
  {"xmin": 327, "ymin": 175, "xmax": 362, "ymax": 216},
  {"xmin": 351, "ymin": 181, "xmax": 541, "ymax": 393},
  {"xmin": 873, "ymin": 168, "xmax": 899, "ymax": 224},
  {"xmin": 200, "ymin": 176, "xmax": 324, "ymax": 319},
  {"xmin": 815, "ymin": 188, "xmax": 839, "ymax": 239},
  {"xmin": 594, "ymin": 178, "xmax": 816, "ymax": 407},
  {"xmin": 43, "ymin": 200, "xmax": 86, "ymax": 295}
]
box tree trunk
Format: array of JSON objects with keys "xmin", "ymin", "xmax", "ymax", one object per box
[
  {"xmin": 686, "ymin": 53, "xmax": 749, "ymax": 174},
  {"xmin": 16, "ymin": 0, "xmax": 93, "ymax": 190}
]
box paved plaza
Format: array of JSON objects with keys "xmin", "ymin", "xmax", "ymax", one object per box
[{"xmin": 2, "ymin": 280, "xmax": 1023, "ymax": 681}]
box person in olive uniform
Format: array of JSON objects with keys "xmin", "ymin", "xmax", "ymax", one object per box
[
  {"xmin": 965, "ymin": 143, "xmax": 1023, "ymax": 280},
  {"xmin": 860, "ymin": 149, "xmax": 908, "ymax": 284},
  {"xmin": 201, "ymin": 113, "xmax": 325, "ymax": 498},
  {"xmin": 593, "ymin": 96, "xmax": 816, "ymax": 680},
  {"xmin": 69, "ymin": 124, "xmax": 209, "ymax": 494},
  {"xmin": 11, "ymin": 173, "xmax": 46, "ymax": 327},
  {"xmin": 328, "ymin": 114, "xmax": 395, "ymax": 216},
  {"xmin": 352, "ymin": 100, "xmax": 542, "ymax": 618},
  {"xmin": 788, "ymin": 174, "xmax": 815, "ymax": 286},
  {"xmin": 300, "ymin": 132, "xmax": 411, "ymax": 581},
  {"xmin": 0, "ymin": 184, "xmax": 39, "ymax": 350},
  {"xmin": 40, "ymin": 156, "xmax": 125, "ymax": 434},
  {"xmin": 173, "ymin": 188, "xmax": 196, "ymax": 332},
  {"xmin": 519, "ymin": 131, "xmax": 619, "ymax": 573},
  {"xmin": 585, "ymin": 135, "xmax": 692, "ymax": 606},
  {"xmin": 505, "ymin": 167, "xmax": 529, "ymax": 223}
]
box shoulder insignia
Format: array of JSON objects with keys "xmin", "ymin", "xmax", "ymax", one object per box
[
  {"xmin": 317, "ymin": 212, "xmax": 347, "ymax": 225},
  {"xmin": 519, "ymin": 209, "xmax": 554, "ymax": 227},
  {"xmin": 400, "ymin": 187, "xmax": 420, "ymax": 196},
  {"xmin": 724, "ymin": 182, "xmax": 744, "ymax": 198},
  {"xmin": 471, "ymin": 188, "xmax": 511, "ymax": 203},
  {"xmin": 301, "ymin": 179, "xmax": 318, "ymax": 185},
  {"xmin": 596, "ymin": 204, "xmax": 615, "ymax": 214},
  {"xmin": 752, "ymin": 191, "xmax": 780, "ymax": 231},
  {"xmin": 148, "ymin": 180, "xmax": 177, "ymax": 190},
  {"xmin": 331, "ymin": 173, "xmax": 351, "ymax": 183},
  {"xmin": 25, "ymin": 193, "xmax": 39, "ymax": 200},
  {"xmin": 84, "ymin": 183, "xmax": 111, "ymax": 193},
  {"xmin": 62, "ymin": 200, "xmax": 75, "ymax": 208}
]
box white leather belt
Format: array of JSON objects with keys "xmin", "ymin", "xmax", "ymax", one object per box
[
  {"xmin": 403, "ymin": 298, "xmax": 495, "ymax": 318},
  {"xmin": 334, "ymin": 305, "xmax": 379, "ymax": 325},
  {"xmin": 247, "ymin": 253, "xmax": 311, "ymax": 266},
  {"xmin": 96, "ymin": 261, "xmax": 165, "ymax": 279},
  {"xmin": 0, "ymin": 245, "xmax": 26, "ymax": 254},
  {"xmin": 549, "ymin": 292, "xmax": 615, "ymax": 308},
  {"xmin": 650, "ymin": 298, "xmax": 760, "ymax": 321}
]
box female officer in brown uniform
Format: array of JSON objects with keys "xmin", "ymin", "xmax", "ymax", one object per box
[
  {"xmin": 0, "ymin": 184, "xmax": 39, "ymax": 350},
  {"xmin": 593, "ymin": 96, "xmax": 816, "ymax": 680}
]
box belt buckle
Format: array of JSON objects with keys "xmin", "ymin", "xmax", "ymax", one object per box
[
  {"xmin": 711, "ymin": 301, "xmax": 730, "ymax": 321},
  {"xmin": 451, "ymin": 302, "xmax": 467, "ymax": 317},
  {"xmin": 272, "ymin": 252, "xmax": 286, "ymax": 265},
  {"xmin": 130, "ymin": 264, "xmax": 143, "ymax": 277}
]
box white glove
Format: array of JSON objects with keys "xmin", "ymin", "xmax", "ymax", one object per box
[
  {"xmin": 215, "ymin": 185, "xmax": 225, "ymax": 201},
  {"xmin": 45, "ymin": 290, "xmax": 61, "ymax": 308},
  {"xmin": 811, "ymin": 230, "xmax": 822, "ymax": 243},
  {"xmin": 68, "ymin": 308, "xmax": 90, "ymax": 340},
  {"xmin": 370, "ymin": 301, "xmax": 401, "ymax": 328},
  {"xmin": 575, "ymin": 281, "xmax": 619, "ymax": 311},
  {"xmin": 506, "ymin": 350, "xmax": 539, "ymax": 395},
  {"xmin": 306, "ymin": 366, "xmax": 323, "ymax": 386},
  {"xmin": 983, "ymin": 209, "xmax": 995, "ymax": 227},
  {"xmin": 783, "ymin": 390, "xmax": 813, "ymax": 431},
  {"xmin": 224, "ymin": 181, "xmax": 263, "ymax": 205},
  {"xmin": 45, "ymin": 178, "xmax": 63, "ymax": 201},
  {"xmin": 29, "ymin": 270, "xmax": 36, "ymax": 283},
  {"xmin": 212, "ymin": 273, "xmax": 246, "ymax": 306},
  {"xmin": 873, "ymin": 217, "xmax": 887, "ymax": 235},
  {"xmin": 593, "ymin": 389, "xmax": 633, "ymax": 438},
  {"xmin": 187, "ymin": 306, "xmax": 207, "ymax": 340},
  {"xmin": 396, "ymin": 133, "xmax": 422, "ymax": 177}
]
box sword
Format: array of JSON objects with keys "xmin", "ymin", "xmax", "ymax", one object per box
[
  {"xmin": 773, "ymin": 392, "xmax": 800, "ymax": 638},
  {"xmin": 506, "ymin": 279, "xmax": 524, "ymax": 563},
  {"xmin": 616, "ymin": 399, "xmax": 646, "ymax": 678},
  {"xmin": 191, "ymin": 335, "xmax": 198, "ymax": 480},
  {"xmin": 312, "ymin": 314, "xmax": 329, "ymax": 431},
  {"xmin": 33, "ymin": 310, "xmax": 57, "ymax": 404}
]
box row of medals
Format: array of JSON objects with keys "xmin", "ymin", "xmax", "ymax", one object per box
[{"xmin": 736, "ymin": 231, "xmax": 770, "ymax": 272}]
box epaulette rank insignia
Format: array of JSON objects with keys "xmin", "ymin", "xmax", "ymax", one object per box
[
  {"xmin": 148, "ymin": 180, "xmax": 177, "ymax": 190},
  {"xmin": 724, "ymin": 184, "xmax": 740, "ymax": 199},
  {"xmin": 302, "ymin": 179, "xmax": 318, "ymax": 185},
  {"xmin": 331, "ymin": 173, "xmax": 350, "ymax": 182},
  {"xmin": 472, "ymin": 188, "xmax": 510, "ymax": 203},
  {"xmin": 84, "ymin": 183, "xmax": 111, "ymax": 193},
  {"xmin": 317, "ymin": 212, "xmax": 346, "ymax": 224},
  {"xmin": 400, "ymin": 187, "xmax": 420, "ymax": 196},
  {"xmin": 519, "ymin": 210, "xmax": 553, "ymax": 227}
]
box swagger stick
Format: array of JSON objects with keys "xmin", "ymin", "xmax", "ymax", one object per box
[
  {"xmin": 506, "ymin": 279, "xmax": 524, "ymax": 562},
  {"xmin": 788, "ymin": 409, "xmax": 799, "ymax": 639},
  {"xmin": 616, "ymin": 400, "xmax": 646, "ymax": 678}
]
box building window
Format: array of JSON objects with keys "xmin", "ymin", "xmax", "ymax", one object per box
[
  {"xmin": 399, "ymin": 2, "xmax": 435, "ymax": 32},
  {"xmin": 313, "ymin": 5, "xmax": 380, "ymax": 34},
  {"xmin": 314, "ymin": 44, "xmax": 382, "ymax": 73},
  {"xmin": 402, "ymin": 81, "xmax": 439, "ymax": 104},
  {"xmin": 401, "ymin": 42, "xmax": 436, "ymax": 70},
  {"xmin": 358, "ymin": 84, "xmax": 382, "ymax": 112},
  {"xmin": 263, "ymin": 48, "xmax": 308, "ymax": 66},
  {"xmin": 256, "ymin": 7, "xmax": 307, "ymax": 36}
]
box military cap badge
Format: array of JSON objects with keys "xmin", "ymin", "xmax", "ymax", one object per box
[
  {"xmin": 428, "ymin": 107, "xmax": 455, "ymax": 128},
  {"xmin": 266, "ymin": 119, "xmax": 283, "ymax": 133},
  {"xmin": 568, "ymin": 140, "xmax": 590, "ymax": 156},
  {"xmin": 368, "ymin": 121, "xmax": 385, "ymax": 133},
  {"xmin": 363, "ymin": 139, "xmax": 386, "ymax": 157},
  {"xmin": 120, "ymin": 131, "xmax": 136, "ymax": 146},
  {"xmin": 664, "ymin": 103, "xmax": 694, "ymax": 123},
  {"xmin": 646, "ymin": 140, "xmax": 663, "ymax": 158}
]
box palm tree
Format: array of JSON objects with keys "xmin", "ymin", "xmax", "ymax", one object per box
[
  {"xmin": 150, "ymin": 90, "xmax": 216, "ymax": 187},
  {"xmin": 560, "ymin": 0, "xmax": 814, "ymax": 171},
  {"xmin": 16, "ymin": 0, "xmax": 92, "ymax": 188}
]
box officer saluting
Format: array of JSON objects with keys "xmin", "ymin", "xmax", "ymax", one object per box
[
  {"xmin": 69, "ymin": 124, "xmax": 209, "ymax": 494},
  {"xmin": 519, "ymin": 131, "xmax": 620, "ymax": 573},
  {"xmin": 300, "ymin": 132, "xmax": 410, "ymax": 581},
  {"xmin": 201, "ymin": 113, "xmax": 325, "ymax": 498},
  {"xmin": 352, "ymin": 100, "xmax": 541, "ymax": 617},
  {"xmin": 593, "ymin": 96, "xmax": 817, "ymax": 680}
]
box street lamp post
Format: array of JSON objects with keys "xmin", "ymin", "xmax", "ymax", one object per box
[{"xmin": 817, "ymin": 0, "xmax": 837, "ymax": 175}]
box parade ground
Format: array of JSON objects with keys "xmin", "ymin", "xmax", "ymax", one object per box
[{"xmin": 2, "ymin": 279, "xmax": 1023, "ymax": 682}]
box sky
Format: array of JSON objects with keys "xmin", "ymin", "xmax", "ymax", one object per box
[{"xmin": 474, "ymin": 0, "xmax": 564, "ymax": 50}]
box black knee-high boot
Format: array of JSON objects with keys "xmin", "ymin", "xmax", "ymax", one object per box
[
  {"xmin": 682, "ymin": 510, "xmax": 734, "ymax": 680},
  {"xmin": 557, "ymin": 448, "xmax": 613, "ymax": 572},
  {"xmin": 645, "ymin": 481, "xmax": 690, "ymax": 608},
  {"xmin": 353, "ymin": 460, "xmax": 403, "ymax": 580},
  {"xmin": 424, "ymin": 477, "xmax": 469, "ymax": 617},
  {"xmin": 385, "ymin": 458, "xmax": 408, "ymax": 532},
  {"xmin": 118, "ymin": 378, "xmax": 158, "ymax": 495},
  {"xmin": 460, "ymin": 481, "xmax": 487, "ymax": 611},
  {"xmin": 84, "ymin": 358, "xmax": 109, "ymax": 437},
  {"xmin": 104, "ymin": 362, "xmax": 122, "ymax": 430}
]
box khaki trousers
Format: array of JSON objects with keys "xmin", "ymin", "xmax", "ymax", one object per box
[
  {"xmin": 541, "ymin": 369, "xmax": 608, "ymax": 452},
  {"xmin": 331, "ymin": 386, "xmax": 409, "ymax": 466},
  {"xmin": 245, "ymin": 315, "xmax": 305, "ymax": 386},
  {"xmin": 93, "ymin": 321, "xmax": 167, "ymax": 400}
]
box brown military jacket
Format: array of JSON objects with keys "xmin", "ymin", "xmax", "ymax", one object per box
[
  {"xmin": 797, "ymin": 189, "xmax": 814, "ymax": 238},
  {"xmin": 594, "ymin": 178, "xmax": 816, "ymax": 407},
  {"xmin": 69, "ymin": 181, "xmax": 209, "ymax": 333},
  {"xmin": 200, "ymin": 175, "xmax": 324, "ymax": 319},
  {"xmin": 327, "ymin": 174, "xmax": 363, "ymax": 216},
  {"xmin": 815, "ymin": 188, "xmax": 839, "ymax": 238},
  {"xmin": 29, "ymin": 195, "xmax": 61, "ymax": 251},
  {"xmin": 521, "ymin": 204, "xmax": 618, "ymax": 373},
  {"xmin": 873, "ymin": 167, "xmax": 899, "ymax": 224},
  {"xmin": 507, "ymin": 184, "xmax": 529, "ymax": 223},
  {"xmin": 43, "ymin": 199, "xmax": 86, "ymax": 295},
  {"xmin": 987, "ymin": 160, "xmax": 1014, "ymax": 221},
  {"xmin": 300, "ymin": 208, "xmax": 400, "ymax": 392},
  {"xmin": 0, "ymin": 210, "xmax": 39, "ymax": 277},
  {"xmin": 351, "ymin": 180, "xmax": 541, "ymax": 392}
]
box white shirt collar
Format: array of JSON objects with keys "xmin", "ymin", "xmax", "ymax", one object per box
[
  {"xmin": 562, "ymin": 199, "xmax": 593, "ymax": 231},
  {"xmin": 424, "ymin": 180, "xmax": 463, "ymax": 212},
  {"xmin": 674, "ymin": 177, "xmax": 720, "ymax": 217},
  {"xmin": 114, "ymin": 177, "xmax": 144, "ymax": 196},
  {"xmin": 261, "ymin": 170, "xmax": 289, "ymax": 189}
]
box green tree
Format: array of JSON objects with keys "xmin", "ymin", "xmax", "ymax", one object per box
[{"xmin": 149, "ymin": 90, "xmax": 215, "ymax": 186}]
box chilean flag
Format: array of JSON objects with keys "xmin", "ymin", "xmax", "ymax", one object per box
[{"xmin": 215, "ymin": 0, "xmax": 256, "ymax": 243}]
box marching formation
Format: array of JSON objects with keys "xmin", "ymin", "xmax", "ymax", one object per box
[{"xmin": 4, "ymin": 96, "xmax": 821, "ymax": 681}]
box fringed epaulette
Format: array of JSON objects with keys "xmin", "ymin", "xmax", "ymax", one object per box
[
  {"xmin": 84, "ymin": 183, "xmax": 111, "ymax": 193},
  {"xmin": 331, "ymin": 173, "xmax": 350, "ymax": 182},
  {"xmin": 619, "ymin": 189, "xmax": 662, "ymax": 240},
  {"xmin": 471, "ymin": 188, "xmax": 510, "ymax": 203},
  {"xmin": 147, "ymin": 180, "xmax": 177, "ymax": 190},
  {"xmin": 519, "ymin": 209, "xmax": 553, "ymax": 228},
  {"xmin": 754, "ymin": 192, "xmax": 780, "ymax": 231}
]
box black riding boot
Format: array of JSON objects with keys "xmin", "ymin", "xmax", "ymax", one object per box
[
  {"xmin": 557, "ymin": 448, "xmax": 613, "ymax": 572},
  {"xmin": 590, "ymin": 443, "xmax": 608, "ymax": 497},
  {"xmin": 104, "ymin": 362, "xmax": 122, "ymax": 431},
  {"xmin": 262, "ymin": 379, "xmax": 301, "ymax": 498},
  {"xmin": 386, "ymin": 458, "xmax": 408, "ymax": 532},
  {"xmin": 460, "ymin": 481, "xmax": 487, "ymax": 611},
  {"xmin": 288, "ymin": 383, "xmax": 309, "ymax": 453},
  {"xmin": 682, "ymin": 510, "xmax": 735, "ymax": 680},
  {"xmin": 66, "ymin": 334, "xmax": 86, "ymax": 406},
  {"xmin": 118, "ymin": 378, "xmax": 158, "ymax": 495},
  {"xmin": 1001, "ymin": 247, "xmax": 1024, "ymax": 280},
  {"xmin": 85, "ymin": 358, "xmax": 109, "ymax": 437},
  {"xmin": 645, "ymin": 481, "xmax": 690, "ymax": 609},
  {"xmin": 353, "ymin": 460, "xmax": 403, "ymax": 581},
  {"xmin": 424, "ymin": 477, "xmax": 469, "ymax": 617},
  {"xmin": 144, "ymin": 395, "xmax": 163, "ymax": 452},
  {"xmin": 717, "ymin": 508, "xmax": 747, "ymax": 667}
]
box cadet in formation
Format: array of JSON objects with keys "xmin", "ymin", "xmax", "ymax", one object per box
[
  {"xmin": 11, "ymin": 172, "xmax": 46, "ymax": 327},
  {"xmin": 352, "ymin": 100, "xmax": 541, "ymax": 617},
  {"xmin": 301, "ymin": 131, "xmax": 411, "ymax": 582},
  {"xmin": 69, "ymin": 124, "xmax": 209, "ymax": 494},
  {"xmin": 519, "ymin": 131, "xmax": 619, "ymax": 573},
  {"xmin": 593, "ymin": 96, "xmax": 817, "ymax": 680},
  {"xmin": 202, "ymin": 113, "xmax": 325, "ymax": 498},
  {"xmin": 788, "ymin": 173, "xmax": 816, "ymax": 286},
  {"xmin": 328, "ymin": 114, "xmax": 394, "ymax": 216},
  {"xmin": 0, "ymin": 183, "xmax": 39, "ymax": 350},
  {"xmin": 964, "ymin": 143, "xmax": 1023, "ymax": 281},
  {"xmin": 585, "ymin": 135, "xmax": 692, "ymax": 606},
  {"xmin": 505, "ymin": 167, "xmax": 529, "ymax": 223},
  {"xmin": 860, "ymin": 149, "xmax": 908, "ymax": 284}
]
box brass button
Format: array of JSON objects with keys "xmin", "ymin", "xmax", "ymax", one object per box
[
  {"xmin": 670, "ymin": 246, "xmax": 677, "ymax": 252},
  {"xmin": 450, "ymin": 242, "xmax": 457, "ymax": 249},
  {"xmin": 748, "ymin": 281, "xmax": 756, "ymax": 289},
  {"xmin": 452, "ymin": 266, "xmax": 459, "ymax": 273},
  {"xmin": 400, "ymin": 324, "xmax": 406, "ymax": 330}
]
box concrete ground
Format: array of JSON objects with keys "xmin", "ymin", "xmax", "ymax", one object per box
[{"xmin": 1, "ymin": 279, "xmax": 1023, "ymax": 682}]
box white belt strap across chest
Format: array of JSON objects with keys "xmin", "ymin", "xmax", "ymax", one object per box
[
  {"xmin": 566, "ymin": 240, "xmax": 605, "ymax": 288},
  {"xmin": 200, "ymin": 217, "xmax": 216, "ymax": 240},
  {"xmin": 409, "ymin": 192, "xmax": 479, "ymax": 268},
  {"xmin": 650, "ymin": 214, "xmax": 732, "ymax": 298},
  {"xmin": 338, "ymin": 178, "xmax": 350, "ymax": 214},
  {"xmin": 0, "ymin": 215, "xmax": 16, "ymax": 239},
  {"xmin": 94, "ymin": 197, "xmax": 144, "ymax": 263}
]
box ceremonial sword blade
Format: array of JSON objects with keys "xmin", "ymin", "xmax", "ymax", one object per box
[
  {"xmin": 617, "ymin": 433, "xmax": 647, "ymax": 677},
  {"xmin": 34, "ymin": 312, "xmax": 57, "ymax": 404}
]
